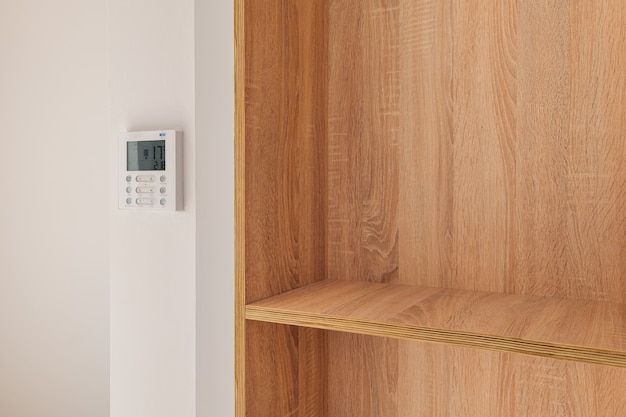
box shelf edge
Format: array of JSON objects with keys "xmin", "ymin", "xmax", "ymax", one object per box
[{"xmin": 246, "ymin": 305, "xmax": 626, "ymax": 368}]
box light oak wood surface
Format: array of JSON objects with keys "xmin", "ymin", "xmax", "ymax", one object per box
[
  {"xmin": 238, "ymin": 1, "xmax": 327, "ymax": 416},
  {"xmin": 234, "ymin": 0, "xmax": 245, "ymax": 414},
  {"xmin": 327, "ymin": 0, "xmax": 400, "ymax": 283},
  {"xmin": 243, "ymin": 0, "xmax": 327, "ymax": 305},
  {"xmin": 327, "ymin": 0, "xmax": 626, "ymax": 301},
  {"xmin": 237, "ymin": 0, "xmax": 626, "ymax": 415},
  {"xmin": 398, "ymin": 0, "xmax": 453, "ymax": 289},
  {"xmin": 248, "ymin": 280, "xmax": 626, "ymax": 367},
  {"xmin": 329, "ymin": 334, "xmax": 626, "ymax": 417}
]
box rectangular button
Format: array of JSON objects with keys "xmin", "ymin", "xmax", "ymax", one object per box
[
  {"xmin": 136, "ymin": 186, "xmax": 156, "ymax": 194},
  {"xmin": 136, "ymin": 198, "xmax": 156, "ymax": 206}
]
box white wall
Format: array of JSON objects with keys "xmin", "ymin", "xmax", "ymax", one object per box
[
  {"xmin": 1, "ymin": 1, "xmax": 233, "ymax": 416},
  {"xmin": 109, "ymin": 0, "xmax": 197, "ymax": 416},
  {"xmin": 109, "ymin": 0, "xmax": 235, "ymax": 416},
  {"xmin": 0, "ymin": 1, "xmax": 110, "ymax": 417},
  {"xmin": 196, "ymin": 0, "xmax": 235, "ymax": 416}
]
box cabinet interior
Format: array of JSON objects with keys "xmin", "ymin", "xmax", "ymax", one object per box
[{"xmin": 236, "ymin": 0, "xmax": 626, "ymax": 415}]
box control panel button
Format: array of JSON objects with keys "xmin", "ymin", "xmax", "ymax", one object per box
[
  {"xmin": 126, "ymin": 198, "xmax": 133, "ymax": 205},
  {"xmin": 160, "ymin": 187, "xmax": 166, "ymax": 194},
  {"xmin": 125, "ymin": 186, "xmax": 132, "ymax": 193},
  {"xmin": 136, "ymin": 175, "xmax": 155, "ymax": 182},
  {"xmin": 160, "ymin": 198, "xmax": 167, "ymax": 206},
  {"xmin": 126, "ymin": 175, "xmax": 132, "ymax": 182},
  {"xmin": 136, "ymin": 186, "xmax": 156, "ymax": 194},
  {"xmin": 160, "ymin": 175, "xmax": 167, "ymax": 183},
  {"xmin": 136, "ymin": 198, "xmax": 156, "ymax": 206}
]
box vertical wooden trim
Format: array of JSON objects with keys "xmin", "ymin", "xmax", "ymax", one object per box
[{"xmin": 234, "ymin": 0, "xmax": 246, "ymax": 416}]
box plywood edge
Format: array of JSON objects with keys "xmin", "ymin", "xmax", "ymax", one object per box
[
  {"xmin": 246, "ymin": 306, "xmax": 626, "ymax": 368},
  {"xmin": 234, "ymin": 0, "xmax": 246, "ymax": 415},
  {"xmin": 245, "ymin": 281, "xmax": 626, "ymax": 368}
]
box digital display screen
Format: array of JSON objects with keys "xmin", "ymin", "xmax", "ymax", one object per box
[{"xmin": 127, "ymin": 140, "xmax": 166, "ymax": 171}]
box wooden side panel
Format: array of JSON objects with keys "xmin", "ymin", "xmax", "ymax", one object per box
[
  {"xmin": 328, "ymin": 334, "xmax": 626, "ymax": 416},
  {"xmin": 242, "ymin": 1, "xmax": 327, "ymax": 416},
  {"xmin": 235, "ymin": 0, "xmax": 245, "ymax": 413},
  {"xmin": 245, "ymin": 0, "xmax": 327, "ymax": 303},
  {"xmin": 327, "ymin": 0, "xmax": 400, "ymax": 283},
  {"xmin": 246, "ymin": 322, "xmax": 326, "ymax": 417}
]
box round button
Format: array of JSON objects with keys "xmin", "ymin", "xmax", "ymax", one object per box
[
  {"xmin": 125, "ymin": 186, "xmax": 132, "ymax": 193},
  {"xmin": 126, "ymin": 197, "xmax": 132, "ymax": 205},
  {"xmin": 160, "ymin": 175, "xmax": 167, "ymax": 183},
  {"xmin": 160, "ymin": 198, "xmax": 167, "ymax": 206},
  {"xmin": 126, "ymin": 175, "xmax": 132, "ymax": 182},
  {"xmin": 160, "ymin": 187, "xmax": 166, "ymax": 194}
]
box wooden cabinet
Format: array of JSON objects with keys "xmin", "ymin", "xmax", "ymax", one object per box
[{"xmin": 235, "ymin": 0, "xmax": 626, "ymax": 415}]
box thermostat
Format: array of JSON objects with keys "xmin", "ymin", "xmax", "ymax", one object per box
[{"xmin": 118, "ymin": 130, "xmax": 182, "ymax": 211}]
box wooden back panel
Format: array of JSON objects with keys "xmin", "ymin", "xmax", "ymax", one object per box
[
  {"xmin": 327, "ymin": 0, "xmax": 626, "ymax": 302},
  {"xmin": 328, "ymin": 333, "xmax": 626, "ymax": 417}
]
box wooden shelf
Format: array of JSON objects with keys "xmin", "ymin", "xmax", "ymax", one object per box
[{"xmin": 247, "ymin": 280, "xmax": 626, "ymax": 368}]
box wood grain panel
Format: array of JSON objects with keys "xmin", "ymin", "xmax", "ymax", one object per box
[
  {"xmin": 450, "ymin": 0, "xmax": 518, "ymax": 292},
  {"xmin": 248, "ymin": 280, "xmax": 626, "ymax": 367},
  {"xmin": 328, "ymin": 335, "xmax": 626, "ymax": 416},
  {"xmin": 515, "ymin": 0, "xmax": 572, "ymax": 301},
  {"xmin": 297, "ymin": 327, "xmax": 328, "ymax": 417},
  {"xmin": 515, "ymin": 0, "xmax": 626, "ymax": 302},
  {"xmin": 328, "ymin": 332, "xmax": 398, "ymax": 416},
  {"xmin": 246, "ymin": 322, "xmax": 326, "ymax": 417},
  {"xmin": 327, "ymin": 0, "xmax": 625, "ymax": 301},
  {"xmin": 240, "ymin": 0, "xmax": 626, "ymax": 415},
  {"xmin": 235, "ymin": 0, "xmax": 245, "ymax": 413},
  {"xmin": 244, "ymin": 0, "xmax": 327, "ymax": 303},
  {"xmin": 327, "ymin": 0, "xmax": 400, "ymax": 283},
  {"xmin": 512, "ymin": 356, "xmax": 626, "ymax": 416},
  {"xmin": 565, "ymin": 0, "xmax": 626, "ymax": 303},
  {"xmin": 241, "ymin": 2, "xmax": 327, "ymax": 416},
  {"xmin": 397, "ymin": 0, "xmax": 453, "ymax": 287}
]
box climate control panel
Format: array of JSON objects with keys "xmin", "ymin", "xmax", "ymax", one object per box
[{"xmin": 118, "ymin": 130, "xmax": 182, "ymax": 211}]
